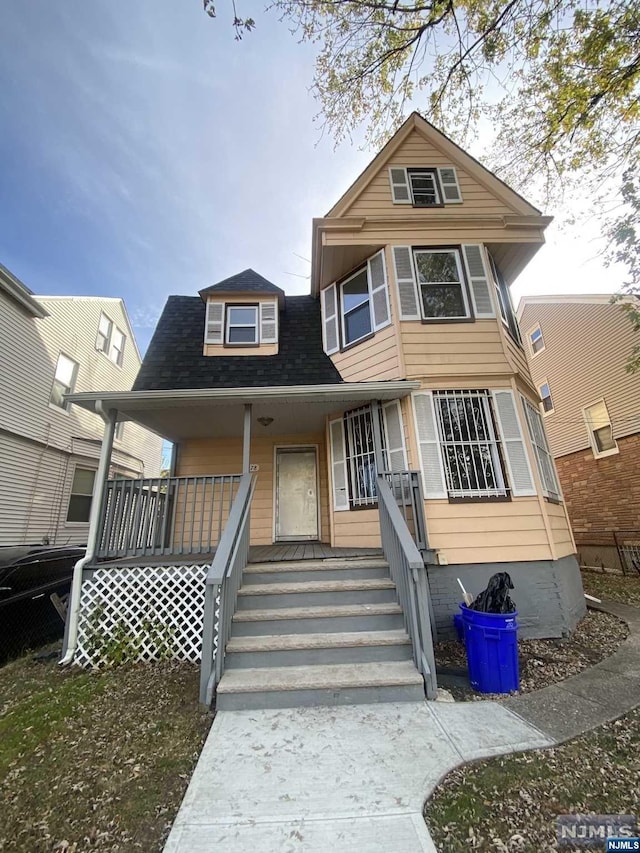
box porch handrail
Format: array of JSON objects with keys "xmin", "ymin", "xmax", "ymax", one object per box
[
  {"xmin": 199, "ymin": 472, "xmax": 256, "ymax": 706},
  {"xmin": 380, "ymin": 469, "xmax": 429, "ymax": 553},
  {"xmin": 377, "ymin": 475, "xmax": 437, "ymax": 699},
  {"xmin": 96, "ymin": 474, "xmax": 242, "ymax": 560}
]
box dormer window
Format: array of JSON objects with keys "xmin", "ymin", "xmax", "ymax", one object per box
[
  {"xmin": 389, "ymin": 166, "xmax": 462, "ymax": 205},
  {"xmin": 204, "ymin": 298, "xmax": 279, "ymax": 348},
  {"xmin": 226, "ymin": 305, "xmax": 258, "ymax": 345}
]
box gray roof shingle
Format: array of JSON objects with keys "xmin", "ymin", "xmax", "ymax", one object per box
[
  {"xmin": 133, "ymin": 294, "xmax": 344, "ymax": 390},
  {"xmin": 199, "ymin": 269, "xmax": 285, "ymax": 298}
]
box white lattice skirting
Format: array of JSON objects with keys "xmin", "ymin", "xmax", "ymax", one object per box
[{"xmin": 75, "ymin": 564, "xmax": 210, "ymax": 667}]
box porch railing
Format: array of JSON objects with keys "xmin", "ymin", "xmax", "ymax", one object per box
[
  {"xmin": 377, "ymin": 475, "xmax": 437, "ymax": 699},
  {"xmin": 200, "ymin": 472, "xmax": 256, "ymax": 706},
  {"xmin": 96, "ymin": 475, "xmax": 242, "ymax": 560},
  {"xmin": 381, "ymin": 470, "xmax": 429, "ymax": 553}
]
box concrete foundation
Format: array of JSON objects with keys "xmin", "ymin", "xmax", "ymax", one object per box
[{"xmin": 427, "ymin": 554, "xmax": 586, "ymax": 639}]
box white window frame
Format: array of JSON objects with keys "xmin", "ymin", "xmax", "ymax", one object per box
[
  {"xmin": 539, "ymin": 381, "xmax": 554, "ymax": 415},
  {"xmin": 407, "ymin": 168, "xmax": 441, "ymax": 206},
  {"xmin": 413, "ymin": 248, "xmax": 471, "ymax": 322},
  {"xmin": 96, "ymin": 312, "xmax": 126, "ymax": 366},
  {"xmin": 225, "ymin": 304, "xmax": 259, "ymax": 346},
  {"xmin": 521, "ymin": 395, "xmax": 562, "ymax": 500},
  {"xmin": 114, "ymin": 421, "xmax": 125, "ymax": 441},
  {"xmin": 583, "ymin": 398, "xmax": 619, "ymax": 459},
  {"xmin": 50, "ymin": 353, "xmax": 78, "ymax": 412},
  {"xmin": 340, "ymin": 267, "xmax": 372, "ymax": 348},
  {"xmin": 432, "ymin": 390, "xmax": 508, "ymax": 499},
  {"xmin": 529, "ymin": 325, "xmax": 545, "ymax": 357},
  {"xmin": 66, "ymin": 465, "xmax": 96, "ymax": 525}
]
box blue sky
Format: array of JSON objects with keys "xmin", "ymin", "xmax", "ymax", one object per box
[{"xmin": 0, "ymin": 2, "xmax": 624, "ymax": 353}]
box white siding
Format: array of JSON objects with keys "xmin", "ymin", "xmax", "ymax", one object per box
[{"xmin": 0, "ymin": 292, "xmax": 162, "ymax": 544}]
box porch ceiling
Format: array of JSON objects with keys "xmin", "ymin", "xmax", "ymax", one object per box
[{"xmin": 67, "ymin": 382, "xmax": 420, "ymax": 442}]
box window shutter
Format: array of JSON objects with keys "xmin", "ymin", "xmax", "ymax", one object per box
[
  {"xmin": 205, "ymin": 301, "xmax": 224, "ymax": 344},
  {"xmin": 437, "ymin": 167, "xmax": 463, "ymax": 203},
  {"xmin": 329, "ymin": 418, "xmax": 349, "ymax": 511},
  {"xmin": 521, "ymin": 395, "xmax": 562, "ymax": 499},
  {"xmin": 382, "ymin": 400, "xmax": 407, "ymax": 473},
  {"xmin": 321, "ymin": 284, "xmax": 339, "ymax": 355},
  {"xmin": 492, "ymin": 390, "xmax": 536, "ymax": 497},
  {"xmin": 462, "ymin": 245, "xmax": 495, "ymax": 318},
  {"xmin": 412, "ymin": 392, "xmax": 447, "ymax": 499},
  {"xmin": 392, "ymin": 246, "xmax": 420, "ymax": 320},
  {"xmin": 388, "ymin": 167, "xmax": 411, "ymax": 204},
  {"xmin": 367, "ymin": 250, "xmax": 391, "ymax": 331},
  {"xmin": 260, "ymin": 300, "xmax": 278, "ymax": 343}
]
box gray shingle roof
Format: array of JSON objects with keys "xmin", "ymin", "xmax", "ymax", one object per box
[
  {"xmin": 133, "ymin": 294, "xmax": 343, "ymax": 390},
  {"xmin": 199, "ymin": 269, "xmax": 285, "ymax": 298}
]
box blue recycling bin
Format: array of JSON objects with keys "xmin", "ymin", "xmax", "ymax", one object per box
[{"xmin": 459, "ymin": 603, "xmax": 519, "ymax": 693}]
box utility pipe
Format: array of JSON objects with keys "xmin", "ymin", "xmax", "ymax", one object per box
[{"xmin": 59, "ymin": 403, "xmax": 117, "ymax": 665}]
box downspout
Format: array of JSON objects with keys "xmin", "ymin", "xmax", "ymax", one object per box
[{"xmin": 60, "ymin": 402, "xmax": 117, "ymax": 665}]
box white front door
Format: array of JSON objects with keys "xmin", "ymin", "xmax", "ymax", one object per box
[{"xmin": 275, "ymin": 448, "xmax": 319, "ymax": 541}]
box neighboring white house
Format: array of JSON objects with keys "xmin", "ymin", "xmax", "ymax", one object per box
[{"xmin": 0, "ymin": 263, "xmax": 162, "ymax": 546}]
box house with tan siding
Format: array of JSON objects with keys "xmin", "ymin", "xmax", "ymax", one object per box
[
  {"xmin": 0, "ymin": 263, "xmax": 162, "ymax": 547},
  {"xmin": 62, "ymin": 113, "xmax": 585, "ymax": 709},
  {"xmin": 518, "ymin": 294, "xmax": 640, "ymax": 572}
]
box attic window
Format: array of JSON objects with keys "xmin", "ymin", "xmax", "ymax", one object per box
[
  {"xmin": 226, "ymin": 305, "xmax": 258, "ymax": 345},
  {"xmin": 389, "ymin": 167, "xmax": 462, "ymax": 205},
  {"xmin": 205, "ymin": 298, "xmax": 279, "ymax": 347}
]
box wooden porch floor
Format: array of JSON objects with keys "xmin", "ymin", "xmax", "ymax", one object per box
[{"xmin": 90, "ymin": 543, "xmax": 383, "ymax": 569}]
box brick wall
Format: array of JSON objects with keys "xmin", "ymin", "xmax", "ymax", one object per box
[{"xmin": 555, "ymin": 432, "xmax": 640, "ymax": 539}]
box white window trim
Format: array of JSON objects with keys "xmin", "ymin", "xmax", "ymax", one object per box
[
  {"xmin": 65, "ymin": 464, "xmax": 97, "ymax": 526},
  {"xmin": 528, "ymin": 324, "xmax": 545, "ymax": 357},
  {"xmin": 413, "ymin": 248, "xmax": 472, "ymax": 322},
  {"xmin": 96, "ymin": 312, "xmax": 126, "ymax": 367},
  {"xmin": 225, "ymin": 304, "xmax": 259, "ymax": 346},
  {"xmin": 50, "ymin": 352, "xmax": 78, "ymax": 413},
  {"xmin": 340, "ymin": 267, "xmax": 373, "ymax": 348},
  {"xmin": 521, "ymin": 394, "xmax": 562, "ymax": 500},
  {"xmin": 432, "ymin": 390, "xmax": 508, "ymax": 499},
  {"xmin": 407, "ymin": 168, "xmax": 442, "ymax": 206},
  {"xmin": 583, "ymin": 398, "xmax": 619, "ymax": 459},
  {"xmin": 539, "ymin": 380, "xmax": 554, "ymax": 416}
]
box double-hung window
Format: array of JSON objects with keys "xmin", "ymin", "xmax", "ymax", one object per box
[
  {"xmin": 583, "ymin": 399, "xmax": 618, "ymax": 457},
  {"xmin": 66, "ymin": 467, "xmax": 96, "ymax": 523},
  {"xmin": 408, "ymin": 169, "xmax": 441, "ymax": 206},
  {"xmin": 487, "ymin": 253, "xmax": 522, "ymax": 344},
  {"xmin": 432, "ymin": 390, "xmax": 507, "ymax": 499},
  {"xmin": 322, "ymin": 250, "xmax": 391, "ymax": 355},
  {"xmin": 539, "ymin": 382, "xmax": 554, "ymax": 414},
  {"xmin": 341, "ymin": 268, "xmax": 372, "ymax": 346},
  {"xmin": 50, "ymin": 353, "xmax": 78, "ymax": 410},
  {"xmin": 344, "ymin": 406, "xmax": 381, "ymax": 507},
  {"xmin": 529, "ymin": 325, "xmax": 544, "ymax": 355},
  {"xmin": 413, "ymin": 248, "xmax": 471, "ymax": 321},
  {"xmin": 521, "ymin": 395, "xmax": 561, "ymax": 499},
  {"xmin": 226, "ymin": 305, "xmax": 258, "ymax": 345},
  {"xmin": 97, "ymin": 313, "xmax": 126, "ymax": 366}
]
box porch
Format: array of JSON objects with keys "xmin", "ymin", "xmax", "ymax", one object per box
[
  {"xmin": 92, "ymin": 543, "xmax": 384, "ymax": 568},
  {"xmin": 63, "ymin": 382, "xmax": 438, "ymax": 709}
]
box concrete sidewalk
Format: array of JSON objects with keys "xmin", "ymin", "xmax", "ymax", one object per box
[
  {"xmin": 163, "ymin": 700, "xmax": 551, "ymax": 852},
  {"xmin": 164, "ymin": 599, "xmax": 640, "ymax": 853}
]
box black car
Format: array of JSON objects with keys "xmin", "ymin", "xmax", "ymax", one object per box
[{"xmin": 0, "ymin": 545, "xmax": 85, "ymax": 663}]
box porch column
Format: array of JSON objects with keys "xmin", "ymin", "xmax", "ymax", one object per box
[
  {"xmin": 87, "ymin": 405, "xmax": 118, "ymax": 556},
  {"xmin": 371, "ymin": 400, "xmax": 385, "ymax": 473},
  {"xmin": 60, "ymin": 404, "xmax": 117, "ymax": 663},
  {"xmin": 242, "ymin": 404, "xmax": 252, "ymax": 473}
]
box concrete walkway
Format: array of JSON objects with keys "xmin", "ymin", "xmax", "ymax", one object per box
[{"xmin": 164, "ymin": 600, "xmax": 640, "ymax": 853}]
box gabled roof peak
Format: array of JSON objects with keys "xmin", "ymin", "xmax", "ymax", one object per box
[{"xmin": 199, "ymin": 269, "xmax": 285, "ymax": 300}]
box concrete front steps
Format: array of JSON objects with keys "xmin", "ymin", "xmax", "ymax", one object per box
[{"xmin": 215, "ymin": 556, "xmax": 425, "ymax": 710}]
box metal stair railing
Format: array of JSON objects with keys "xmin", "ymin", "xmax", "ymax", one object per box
[
  {"xmin": 199, "ymin": 473, "xmax": 256, "ymax": 706},
  {"xmin": 377, "ymin": 475, "xmax": 438, "ymax": 699}
]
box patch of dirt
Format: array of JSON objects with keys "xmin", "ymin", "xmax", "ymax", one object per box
[
  {"xmin": 424, "ymin": 707, "xmax": 640, "ymax": 852},
  {"xmin": 0, "ymin": 646, "xmax": 212, "ymax": 852},
  {"xmin": 581, "ymin": 568, "xmax": 640, "ymax": 607},
  {"xmin": 435, "ymin": 608, "xmax": 628, "ymax": 701}
]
